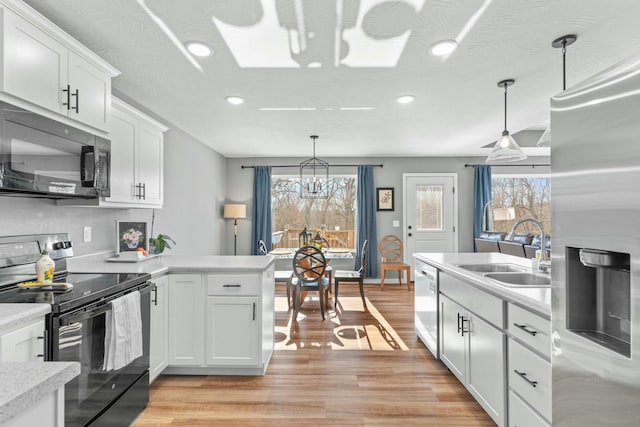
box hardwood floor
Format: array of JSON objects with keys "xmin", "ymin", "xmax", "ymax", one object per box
[{"xmin": 133, "ymin": 282, "xmax": 495, "ymax": 426}]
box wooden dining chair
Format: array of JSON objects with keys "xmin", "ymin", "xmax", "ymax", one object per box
[
  {"xmin": 258, "ymin": 239, "xmax": 294, "ymax": 306},
  {"xmin": 379, "ymin": 235, "xmax": 411, "ymax": 291},
  {"xmin": 334, "ymin": 240, "xmax": 368, "ymax": 308},
  {"xmin": 291, "ymin": 245, "xmax": 330, "ymax": 320}
]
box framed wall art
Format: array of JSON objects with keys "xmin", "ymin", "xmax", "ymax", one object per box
[
  {"xmin": 376, "ymin": 187, "xmax": 394, "ymax": 211},
  {"xmin": 116, "ymin": 221, "xmax": 148, "ymax": 254}
]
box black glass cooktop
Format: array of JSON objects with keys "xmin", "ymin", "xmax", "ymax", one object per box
[{"xmin": 0, "ymin": 272, "xmax": 150, "ymax": 313}]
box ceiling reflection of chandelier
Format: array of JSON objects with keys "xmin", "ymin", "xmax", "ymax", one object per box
[{"xmin": 300, "ymin": 135, "xmax": 329, "ymax": 199}]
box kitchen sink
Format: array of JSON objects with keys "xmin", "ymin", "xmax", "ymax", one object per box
[
  {"xmin": 484, "ymin": 272, "xmax": 551, "ymax": 287},
  {"xmin": 456, "ymin": 263, "xmax": 529, "ymax": 273}
]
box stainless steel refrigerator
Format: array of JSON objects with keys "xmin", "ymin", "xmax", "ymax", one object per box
[{"xmin": 551, "ymin": 52, "xmax": 640, "ymax": 426}]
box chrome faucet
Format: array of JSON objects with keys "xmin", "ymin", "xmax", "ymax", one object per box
[{"xmin": 507, "ymin": 217, "xmax": 550, "ymax": 273}]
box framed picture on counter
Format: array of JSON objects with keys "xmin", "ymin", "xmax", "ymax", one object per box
[
  {"xmin": 116, "ymin": 221, "xmax": 148, "ymax": 254},
  {"xmin": 376, "ymin": 187, "xmax": 394, "ymax": 211}
]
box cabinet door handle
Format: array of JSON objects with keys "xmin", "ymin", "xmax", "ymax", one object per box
[
  {"xmin": 513, "ymin": 323, "xmax": 538, "ymax": 336},
  {"xmin": 514, "ymin": 369, "xmax": 538, "ymax": 388},
  {"xmin": 460, "ymin": 317, "xmax": 469, "ymax": 336},
  {"xmin": 62, "ymin": 84, "xmax": 71, "ymax": 110},
  {"xmin": 142, "ymin": 183, "xmax": 146, "ymax": 200},
  {"xmin": 152, "ymin": 285, "xmax": 158, "ymax": 306},
  {"xmin": 457, "ymin": 312, "xmax": 462, "ymax": 333},
  {"xmin": 71, "ymin": 88, "xmax": 79, "ymax": 113},
  {"xmin": 223, "ymin": 284, "xmax": 242, "ymax": 288},
  {"xmin": 252, "ymin": 302, "xmax": 256, "ymax": 321}
]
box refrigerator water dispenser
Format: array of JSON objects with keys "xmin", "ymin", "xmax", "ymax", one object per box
[{"xmin": 566, "ymin": 247, "xmax": 631, "ymax": 358}]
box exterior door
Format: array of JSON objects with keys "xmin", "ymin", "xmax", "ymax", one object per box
[{"xmin": 404, "ymin": 174, "xmax": 457, "ymax": 262}]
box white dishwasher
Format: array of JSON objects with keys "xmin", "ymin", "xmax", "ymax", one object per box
[{"xmin": 414, "ymin": 258, "xmax": 439, "ymax": 359}]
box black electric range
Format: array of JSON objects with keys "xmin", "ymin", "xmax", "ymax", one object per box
[{"xmin": 0, "ymin": 233, "xmax": 153, "ymax": 426}]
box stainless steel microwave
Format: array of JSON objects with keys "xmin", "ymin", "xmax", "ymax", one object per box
[{"xmin": 0, "ymin": 101, "xmax": 109, "ymax": 198}]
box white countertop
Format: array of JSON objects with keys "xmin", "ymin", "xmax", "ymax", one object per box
[
  {"xmin": 0, "ymin": 305, "xmax": 79, "ymax": 425},
  {"xmin": 0, "ymin": 304, "xmax": 51, "ymax": 334},
  {"xmin": 413, "ymin": 252, "xmax": 551, "ymax": 317},
  {"xmin": 68, "ymin": 253, "xmax": 277, "ymax": 277},
  {"xmin": 0, "ymin": 361, "xmax": 80, "ymax": 424}
]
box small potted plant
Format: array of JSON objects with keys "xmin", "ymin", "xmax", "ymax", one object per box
[
  {"xmin": 148, "ymin": 233, "xmax": 175, "ymax": 254},
  {"xmin": 148, "ymin": 209, "xmax": 176, "ymax": 254}
]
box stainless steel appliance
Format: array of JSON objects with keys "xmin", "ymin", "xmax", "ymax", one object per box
[
  {"xmin": 0, "ymin": 233, "xmax": 151, "ymax": 426},
  {"xmin": 414, "ymin": 259, "xmax": 438, "ymax": 358},
  {"xmin": 0, "ymin": 101, "xmax": 110, "ymax": 198},
  {"xmin": 551, "ymin": 52, "xmax": 640, "ymax": 426}
]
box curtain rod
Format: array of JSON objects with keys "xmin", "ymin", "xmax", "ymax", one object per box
[
  {"xmin": 241, "ymin": 164, "xmax": 383, "ymax": 169},
  {"xmin": 465, "ymin": 163, "xmax": 550, "ymax": 168}
]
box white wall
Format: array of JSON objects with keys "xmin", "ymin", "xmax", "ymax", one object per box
[{"xmin": 225, "ymin": 156, "xmax": 550, "ymax": 269}]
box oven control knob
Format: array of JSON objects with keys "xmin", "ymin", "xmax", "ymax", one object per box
[{"xmin": 52, "ymin": 242, "xmax": 64, "ymax": 250}]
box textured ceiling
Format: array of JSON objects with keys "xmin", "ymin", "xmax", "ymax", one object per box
[{"xmin": 23, "ymin": 0, "xmax": 640, "ymax": 158}]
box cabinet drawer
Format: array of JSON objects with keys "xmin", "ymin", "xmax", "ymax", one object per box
[
  {"xmin": 508, "ymin": 304, "xmax": 551, "ymax": 359},
  {"xmin": 508, "ymin": 339, "xmax": 551, "ymax": 421},
  {"xmin": 207, "ymin": 274, "xmax": 259, "ymax": 296},
  {"xmin": 509, "ymin": 391, "xmax": 551, "ymax": 427},
  {"xmin": 440, "ymin": 273, "xmax": 504, "ymax": 328}
]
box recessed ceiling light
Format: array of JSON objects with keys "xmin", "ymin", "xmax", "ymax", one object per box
[
  {"xmin": 429, "ymin": 39, "xmax": 458, "ymax": 56},
  {"xmin": 185, "ymin": 41, "xmax": 213, "ymax": 57},
  {"xmin": 397, "ymin": 95, "xmax": 415, "ymax": 104},
  {"xmin": 226, "ymin": 96, "xmax": 244, "ymax": 105}
]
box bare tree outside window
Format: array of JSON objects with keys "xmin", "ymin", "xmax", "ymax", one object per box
[
  {"xmin": 491, "ymin": 176, "xmax": 551, "ymax": 235},
  {"xmin": 271, "ymin": 176, "xmax": 357, "ymax": 249}
]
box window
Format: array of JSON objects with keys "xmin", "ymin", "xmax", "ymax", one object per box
[
  {"xmin": 490, "ymin": 175, "xmax": 551, "ymax": 236},
  {"xmin": 271, "ymin": 175, "xmax": 357, "ymax": 249}
]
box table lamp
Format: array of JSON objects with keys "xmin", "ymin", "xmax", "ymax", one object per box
[{"xmin": 224, "ymin": 204, "xmax": 246, "ymax": 255}]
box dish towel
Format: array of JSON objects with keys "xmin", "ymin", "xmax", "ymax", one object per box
[{"xmin": 103, "ymin": 290, "xmax": 143, "ymax": 371}]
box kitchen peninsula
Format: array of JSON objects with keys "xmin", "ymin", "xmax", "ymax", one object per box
[{"xmin": 69, "ymin": 254, "xmax": 276, "ymax": 378}]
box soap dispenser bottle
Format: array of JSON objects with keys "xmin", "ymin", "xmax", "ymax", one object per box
[{"xmin": 36, "ymin": 248, "xmax": 55, "ymax": 283}]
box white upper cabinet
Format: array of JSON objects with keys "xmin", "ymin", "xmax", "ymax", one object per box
[
  {"xmin": 103, "ymin": 97, "xmax": 167, "ymax": 208},
  {"xmin": 0, "ymin": 1, "xmax": 119, "ymax": 133},
  {"xmin": 57, "ymin": 96, "xmax": 167, "ymax": 208}
]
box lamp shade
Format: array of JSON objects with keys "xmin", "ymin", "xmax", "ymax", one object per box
[
  {"xmin": 493, "ymin": 207, "xmax": 516, "ymax": 221},
  {"xmin": 223, "ymin": 204, "xmax": 246, "ymax": 219}
]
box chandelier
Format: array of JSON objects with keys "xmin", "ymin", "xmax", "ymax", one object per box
[{"xmin": 300, "ymin": 135, "xmax": 329, "ymax": 199}]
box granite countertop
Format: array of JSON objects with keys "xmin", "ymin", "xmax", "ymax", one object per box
[
  {"xmin": 68, "ymin": 253, "xmax": 277, "ymax": 277},
  {"xmin": 0, "ymin": 304, "xmax": 51, "ymax": 334},
  {"xmin": 414, "ymin": 252, "xmax": 551, "ymax": 317},
  {"xmin": 0, "ymin": 361, "xmax": 80, "ymax": 424}
]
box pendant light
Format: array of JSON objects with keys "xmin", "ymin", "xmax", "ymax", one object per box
[
  {"xmin": 537, "ymin": 34, "xmax": 577, "ymax": 147},
  {"xmin": 486, "ymin": 79, "xmax": 527, "ymax": 162},
  {"xmin": 300, "ymin": 135, "xmax": 329, "ymax": 199}
]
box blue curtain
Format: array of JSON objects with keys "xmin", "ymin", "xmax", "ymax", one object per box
[
  {"xmin": 473, "ymin": 165, "xmax": 492, "ymax": 251},
  {"xmin": 356, "ymin": 165, "xmax": 378, "ymax": 277},
  {"xmin": 250, "ymin": 166, "xmax": 272, "ymax": 255}
]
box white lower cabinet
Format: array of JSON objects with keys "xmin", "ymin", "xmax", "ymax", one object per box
[
  {"xmin": 440, "ymin": 293, "xmax": 505, "ymax": 426},
  {"xmin": 440, "ymin": 295, "xmax": 466, "ymax": 381},
  {"xmin": 165, "ymin": 267, "xmax": 275, "ymax": 375},
  {"xmin": 507, "ymin": 303, "xmax": 552, "ymax": 426},
  {"xmin": 0, "ymin": 318, "xmax": 46, "ymax": 362},
  {"xmin": 149, "ymin": 275, "xmax": 169, "ymax": 383},
  {"xmin": 439, "ymin": 272, "xmax": 506, "ymax": 427},
  {"xmin": 206, "ymin": 296, "xmax": 259, "ymax": 366},
  {"xmin": 168, "ymin": 274, "xmax": 203, "ymax": 366},
  {"xmin": 508, "ymin": 391, "xmax": 550, "ymax": 427}
]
